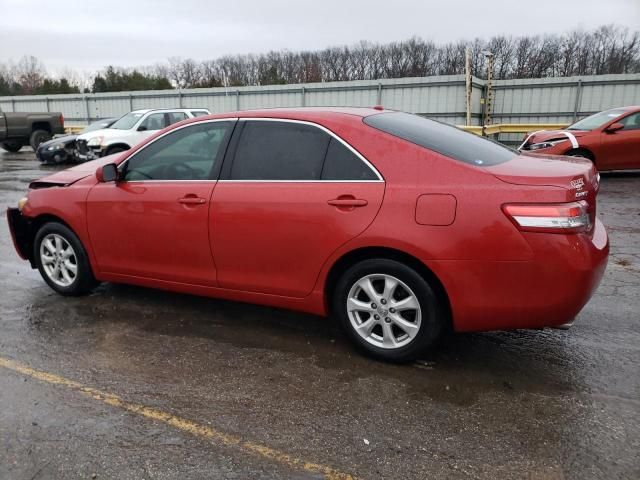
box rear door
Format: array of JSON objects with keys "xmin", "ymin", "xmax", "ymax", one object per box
[
  {"xmin": 601, "ymin": 111, "xmax": 640, "ymax": 169},
  {"xmin": 210, "ymin": 119, "xmax": 385, "ymax": 298},
  {"xmin": 87, "ymin": 119, "xmax": 234, "ymax": 285}
]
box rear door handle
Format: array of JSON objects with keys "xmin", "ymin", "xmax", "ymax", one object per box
[
  {"xmin": 178, "ymin": 195, "xmax": 206, "ymax": 205},
  {"xmin": 327, "ymin": 197, "xmax": 368, "ymax": 208}
]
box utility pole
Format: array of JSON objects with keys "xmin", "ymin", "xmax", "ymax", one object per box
[
  {"xmin": 465, "ymin": 48, "xmax": 472, "ymax": 127},
  {"xmin": 482, "ymin": 51, "xmax": 494, "ymax": 135}
]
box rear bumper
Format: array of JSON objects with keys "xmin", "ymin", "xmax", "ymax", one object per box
[
  {"xmin": 6, "ymin": 208, "xmax": 34, "ymax": 264},
  {"xmin": 435, "ymin": 218, "xmax": 609, "ymax": 332}
]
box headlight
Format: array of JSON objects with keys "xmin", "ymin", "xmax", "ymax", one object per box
[
  {"xmin": 18, "ymin": 197, "xmax": 28, "ymax": 211},
  {"xmin": 87, "ymin": 136, "xmax": 104, "ymax": 147},
  {"xmin": 528, "ymin": 139, "xmax": 567, "ymax": 151},
  {"xmin": 46, "ymin": 143, "xmax": 64, "ymax": 151}
]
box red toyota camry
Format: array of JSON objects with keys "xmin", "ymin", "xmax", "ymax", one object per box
[
  {"xmin": 519, "ymin": 106, "xmax": 640, "ymax": 170},
  {"xmin": 7, "ymin": 108, "xmax": 609, "ymax": 362}
]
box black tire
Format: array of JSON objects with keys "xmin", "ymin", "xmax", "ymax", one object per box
[
  {"xmin": 29, "ymin": 130, "xmax": 52, "ymax": 151},
  {"xmin": 105, "ymin": 146, "xmax": 128, "ymax": 156},
  {"xmin": 333, "ymin": 259, "xmax": 444, "ymax": 363},
  {"xmin": 565, "ymin": 148, "xmax": 594, "ymax": 161},
  {"xmin": 1, "ymin": 141, "xmax": 23, "ymax": 153},
  {"xmin": 34, "ymin": 222, "xmax": 99, "ymax": 296}
]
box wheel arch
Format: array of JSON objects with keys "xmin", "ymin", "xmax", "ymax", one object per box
[
  {"xmin": 30, "ymin": 122, "xmax": 52, "ymax": 134},
  {"xmin": 105, "ymin": 143, "xmax": 131, "ymax": 154},
  {"xmin": 324, "ymin": 246, "xmax": 452, "ymax": 329},
  {"xmin": 24, "ymin": 213, "xmax": 81, "ymax": 267},
  {"xmin": 563, "ymin": 147, "xmax": 595, "ymax": 162}
]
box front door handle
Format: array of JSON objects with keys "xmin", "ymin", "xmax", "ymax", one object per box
[
  {"xmin": 327, "ymin": 196, "xmax": 368, "ymax": 208},
  {"xmin": 178, "ymin": 195, "xmax": 206, "ymax": 205}
]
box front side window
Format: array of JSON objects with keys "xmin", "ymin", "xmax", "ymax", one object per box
[
  {"xmin": 230, "ymin": 121, "xmax": 330, "ymax": 180},
  {"xmin": 568, "ymin": 108, "xmax": 628, "ymax": 131},
  {"xmin": 364, "ymin": 112, "xmax": 516, "ymax": 167},
  {"xmin": 122, "ymin": 121, "xmax": 233, "ymax": 181},
  {"xmin": 167, "ymin": 112, "xmax": 188, "ymax": 125},
  {"xmin": 139, "ymin": 113, "xmax": 167, "ymax": 131},
  {"xmin": 619, "ymin": 112, "xmax": 640, "ymax": 130}
]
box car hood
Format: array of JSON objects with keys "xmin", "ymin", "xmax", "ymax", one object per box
[
  {"xmin": 29, "ymin": 154, "xmax": 121, "ymax": 188},
  {"xmin": 38, "ymin": 134, "xmax": 78, "ymax": 150},
  {"xmin": 524, "ymin": 129, "xmax": 589, "ymax": 145},
  {"xmin": 77, "ymin": 128, "xmax": 127, "ymax": 141}
]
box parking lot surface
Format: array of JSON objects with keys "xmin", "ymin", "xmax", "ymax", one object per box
[{"xmin": 1, "ymin": 149, "xmax": 639, "ymax": 480}]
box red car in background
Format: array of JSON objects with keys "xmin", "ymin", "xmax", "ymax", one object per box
[
  {"xmin": 7, "ymin": 108, "xmax": 609, "ymax": 362},
  {"xmin": 519, "ymin": 106, "xmax": 640, "ymax": 170}
]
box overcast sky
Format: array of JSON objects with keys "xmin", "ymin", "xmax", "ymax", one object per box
[{"xmin": 1, "ymin": 0, "xmax": 638, "ymax": 75}]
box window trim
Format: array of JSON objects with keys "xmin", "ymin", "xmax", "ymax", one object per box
[
  {"xmin": 118, "ymin": 118, "xmax": 238, "ymax": 183},
  {"xmin": 219, "ymin": 118, "xmax": 384, "ymax": 183}
]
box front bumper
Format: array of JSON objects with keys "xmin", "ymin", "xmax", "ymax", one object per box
[
  {"xmin": 36, "ymin": 146, "xmax": 73, "ymax": 164},
  {"xmin": 6, "ymin": 208, "xmax": 34, "ymax": 264}
]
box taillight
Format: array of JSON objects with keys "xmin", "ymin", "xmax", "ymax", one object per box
[
  {"xmin": 502, "ymin": 201, "xmax": 591, "ymax": 234},
  {"xmin": 60, "ymin": 114, "xmax": 64, "ymax": 126}
]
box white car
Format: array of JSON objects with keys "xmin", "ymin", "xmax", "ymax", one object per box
[{"xmin": 75, "ymin": 108, "xmax": 210, "ymax": 161}]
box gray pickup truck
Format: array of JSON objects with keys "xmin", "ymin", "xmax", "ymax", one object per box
[{"xmin": 0, "ymin": 109, "xmax": 65, "ymax": 152}]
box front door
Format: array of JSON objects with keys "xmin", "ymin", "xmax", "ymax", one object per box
[
  {"xmin": 210, "ymin": 119, "xmax": 385, "ymax": 298},
  {"xmin": 601, "ymin": 111, "xmax": 640, "ymax": 169},
  {"xmin": 87, "ymin": 120, "xmax": 234, "ymax": 286}
]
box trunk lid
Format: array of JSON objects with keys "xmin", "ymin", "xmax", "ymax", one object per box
[
  {"xmin": 486, "ymin": 153, "xmax": 598, "ymax": 192},
  {"xmin": 486, "ymin": 153, "xmax": 600, "ymax": 229}
]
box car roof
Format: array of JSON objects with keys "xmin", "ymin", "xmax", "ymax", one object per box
[
  {"xmin": 129, "ymin": 108, "xmax": 209, "ymax": 114},
  {"xmin": 199, "ymin": 106, "xmax": 388, "ymax": 122}
]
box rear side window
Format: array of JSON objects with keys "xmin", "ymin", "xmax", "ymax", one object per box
[
  {"xmin": 230, "ymin": 121, "xmax": 330, "ymax": 180},
  {"xmin": 321, "ymin": 138, "xmax": 378, "ymax": 180},
  {"xmin": 364, "ymin": 112, "xmax": 517, "ymax": 166},
  {"xmin": 191, "ymin": 110, "xmax": 209, "ymax": 118}
]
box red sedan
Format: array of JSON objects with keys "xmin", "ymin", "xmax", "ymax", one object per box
[
  {"xmin": 7, "ymin": 108, "xmax": 609, "ymax": 362},
  {"xmin": 519, "ymin": 106, "xmax": 640, "ymax": 170}
]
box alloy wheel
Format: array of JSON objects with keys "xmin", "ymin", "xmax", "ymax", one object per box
[
  {"xmin": 346, "ymin": 273, "xmax": 422, "ymax": 349},
  {"xmin": 40, "ymin": 233, "xmax": 78, "ymax": 287}
]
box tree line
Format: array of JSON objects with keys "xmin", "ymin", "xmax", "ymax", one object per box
[{"xmin": 1, "ymin": 24, "xmax": 638, "ymax": 96}]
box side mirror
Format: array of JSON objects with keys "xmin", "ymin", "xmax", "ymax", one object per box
[
  {"xmin": 96, "ymin": 163, "xmax": 118, "ymax": 182},
  {"xmin": 605, "ymin": 122, "xmax": 624, "ymax": 133},
  {"xmin": 137, "ymin": 125, "xmax": 148, "ymax": 132}
]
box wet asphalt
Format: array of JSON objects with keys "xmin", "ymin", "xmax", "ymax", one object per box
[{"xmin": 0, "ymin": 149, "xmax": 638, "ymax": 480}]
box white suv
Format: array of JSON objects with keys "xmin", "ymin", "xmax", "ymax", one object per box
[{"xmin": 75, "ymin": 108, "xmax": 210, "ymax": 161}]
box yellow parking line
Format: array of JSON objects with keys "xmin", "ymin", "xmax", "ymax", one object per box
[{"xmin": 0, "ymin": 356, "xmax": 355, "ymax": 480}]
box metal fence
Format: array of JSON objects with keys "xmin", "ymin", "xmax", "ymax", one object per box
[{"xmin": 2, "ymin": 73, "xmax": 639, "ymax": 141}]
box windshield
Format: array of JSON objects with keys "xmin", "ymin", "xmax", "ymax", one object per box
[
  {"xmin": 82, "ymin": 119, "xmax": 114, "ymax": 134},
  {"xmin": 110, "ymin": 112, "xmax": 145, "ymax": 130},
  {"xmin": 364, "ymin": 112, "xmax": 517, "ymax": 166},
  {"xmin": 568, "ymin": 109, "xmax": 627, "ymax": 131}
]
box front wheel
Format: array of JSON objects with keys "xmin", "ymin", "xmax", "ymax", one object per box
[
  {"xmin": 333, "ymin": 259, "xmax": 445, "ymax": 362},
  {"xmin": 34, "ymin": 222, "xmax": 98, "ymax": 295}
]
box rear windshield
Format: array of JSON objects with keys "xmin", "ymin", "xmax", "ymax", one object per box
[{"xmin": 363, "ymin": 112, "xmax": 517, "ymax": 166}]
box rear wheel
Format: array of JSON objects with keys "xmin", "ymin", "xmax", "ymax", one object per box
[
  {"xmin": 1, "ymin": 141, "xmax": 23, "ymax": 153},
  {"xmin": 34, "ymin": 222, "xmax": 98, "ymax": 296},
  {"xmin": 29, "ymin": 130, "xmax": 52, "ymax": 151},
  {"xmin": 333, "ymin": 259, "xmax": 444, "ymax": 362}
]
